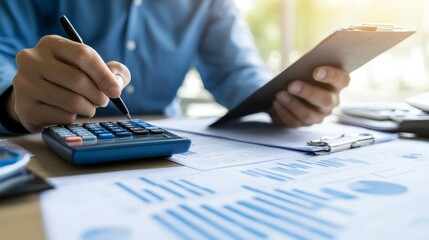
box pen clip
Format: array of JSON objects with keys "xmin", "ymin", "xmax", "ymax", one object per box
[{"xmin": 307, "ymin": 133, "xmax": 375, "ymax": 155}]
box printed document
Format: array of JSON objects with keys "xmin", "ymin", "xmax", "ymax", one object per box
[{"xmin": 42, "ymin": 139, "xmax": 429, "ymax": 240}]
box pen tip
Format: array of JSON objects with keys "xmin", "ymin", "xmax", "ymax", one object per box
[{"xmin": 126, "ymin": 114, "xmax": 132, "ymax": 120}]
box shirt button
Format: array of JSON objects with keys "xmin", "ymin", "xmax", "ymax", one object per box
[
  {"xmin": 134, "ymin": 0, "xmax": 143, "ymax": 6},
  {"xmin": 125, "ymin": 85, "xmax": 135, "ymax": 94},
  {"xmin": 127, "ymin": 40, "xmax": 136, "ymax": 51}
]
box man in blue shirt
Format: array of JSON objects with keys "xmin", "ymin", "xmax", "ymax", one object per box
[{"xmin": 0, "ymin": 0, "xmax": 350, "ymax": 134}]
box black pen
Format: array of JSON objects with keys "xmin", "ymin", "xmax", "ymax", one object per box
[{"xmin": 59, "ymin": 15, "xmax": 131, "ymax": 119}]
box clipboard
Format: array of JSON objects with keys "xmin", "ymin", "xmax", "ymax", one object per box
[
  {"xmin": 152, "ymin": 114, "xmax": 398, "ymax": 155},
  {"xmin": 211, "ymin": 24, "xmax": 416, "ymax": 127}
]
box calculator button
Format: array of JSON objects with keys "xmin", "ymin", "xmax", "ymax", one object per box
[
  {"xmin": 65, "ymin": 136, "xmax": 83, "ymax": 143},
  {"xmin": 109, "ymin": 128, "xmax": 126, "ymax": 133},
  {"xmin": 149, "ymin": 129, "xmax": 164, "ymax": 134},
  {"xmin": 144, "ymin": 126, "xmax": 159, "ymax": 130},
  {"xmin": 128, "ymin": 127, "xmax": 144, "ymax": 131},
  {"xmin": 130, "ymin": 120, "xmax": 151, "ymax": 127},
  {"xmin": 81, "ymin": 135, "xmax": 97, "ymax": 142},
  {"xmin": 131, "ymin": 129, "xmax": 149, "ymax": 135},
  {"xmin": 98, "ymin": 133, "xmax": 115, "ymax": 139},
  {"xmin": 115, "ymin": 132, "xmax": 132, "ymax": 138},
  {"xmin": 93, "ymin": 130, "xmax": 109, "ymax": 135}
]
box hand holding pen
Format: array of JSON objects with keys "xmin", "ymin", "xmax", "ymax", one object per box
[
  {"xmin": 10, "ymin": 15, "xmax": 132, "ymax": 132},
  {"xmin": 60, "ymin": 15, "xmax": 131, "ymax": 119}
]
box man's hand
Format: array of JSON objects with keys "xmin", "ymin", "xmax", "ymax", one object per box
[
  {"xmin": 9, "ymin": 35, "xmax": 131, "ymax": 132},
  {"xmin": 269, "ymin": 66, "xmax": 350, "ymax": 128}
]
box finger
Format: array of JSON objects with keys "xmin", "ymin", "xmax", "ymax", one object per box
[
  {"xmin": 18, "ymin": 103, "xmax": 77, "ymax": 133},
  {"xmin": 40, "ymin": 58, "xmax": 108, "ymax": 107},
  {"xmin": 38, "ymin": 79, "xmax": 97, "ymax": 117},
  {"xmin": 288, "ymin": 81, "xmax": 339, "ymax": 112},
  {"xmin": 313, "ymin": 66, "xmax": 350, "ymax": 91},
  {"xmin": 276, "ymin": 91, "xmax": 327, "ymax": 125},
  {"xmin": 47, "ymin": 36, "xmax": 121, "ymax": 98},
  {"xmin": 16, "ymin": 73, "xmax": 97, "ymax": 118},
  {"xmin": 106, "ymin": 61, "xmax": 131, "ymax": 89},
  {"xmin": 270, "ymin": 99, "xmax": 306, "ymax": 128}
]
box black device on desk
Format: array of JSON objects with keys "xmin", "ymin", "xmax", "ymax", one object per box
[
  {"xmin": 42, "ymin": 119, "xmax": 191, "ymax": 165},
  {"xmin": 336, "ymin": 94, "xmax": 429, "ymax": 137}
]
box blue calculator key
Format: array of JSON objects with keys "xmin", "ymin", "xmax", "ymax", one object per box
[
  {"xmin": 98, "ymin": 133, "xmax": 115, "ymax": 139},
  {"xmin": 130, "ymin": 120, "xmax": 151, "ymax": 127},
  {"xmin": 110, "ymin": 128, "xmax": 126, "ymax": 133},
  {"xmin": 93, "ymin": 130, "xmax": 109, "ymax": 134}
]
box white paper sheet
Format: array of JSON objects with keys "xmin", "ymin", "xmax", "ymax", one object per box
[
  {"xmin": 41, "ymin": 139, "xmax": 429, "ymax": 240},
  {"xmin": 170, "ymin": 132, "xmax": 303, "ymax": 170}
]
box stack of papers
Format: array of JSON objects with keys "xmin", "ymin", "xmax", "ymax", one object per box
[{"xmin": 41, "ymin": 137, "xmax": 429, "ymax": 240}]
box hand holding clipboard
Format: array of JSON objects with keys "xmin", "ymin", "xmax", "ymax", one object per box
[{"xmin": 211, "ymin": 24, "xmax": 415, "ymax": 127}]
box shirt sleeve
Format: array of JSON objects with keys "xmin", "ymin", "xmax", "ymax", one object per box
[
  {"xmin": 0, "ymin": 0, "xmax": 43, "ymax": 134},
  {"xmin": 195, "ymin": 0, "xmax": 273, "ymax": 110}
]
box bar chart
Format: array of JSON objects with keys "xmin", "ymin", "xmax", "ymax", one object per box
[
  {"xmin": 151, "ymin": 182, "xmax": 361, "ymax": 240},
  {"xmin": 240, "ymin": 157, "xmax": 369, "ymax": 182},
  {"xmin": 40, "ymin": 139, "xmax": 429, "ymax": 240},
  {"xmin": 115, "ymin": 177, "xmax": 216, "ymax": 204}
]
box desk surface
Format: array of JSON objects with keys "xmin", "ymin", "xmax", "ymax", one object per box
[{"xmin": 0, "ymin": 116, "xmax": 178, "ymax": 240}]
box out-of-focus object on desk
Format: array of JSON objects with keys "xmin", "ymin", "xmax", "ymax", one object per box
[
  {"xmin": 336, "ymin": 101, "xmax": 429, "ymax": 137},
  {"xmin": 0, "ymin": 147, "xmax": 29, "ymax": 181},
  {"xmin": 0, "ymin": 146, "xmax": 53, "ymax": 199},
  {"xmin": 407, "ymin": 92, "xmax": 429, "ymax": 112}
]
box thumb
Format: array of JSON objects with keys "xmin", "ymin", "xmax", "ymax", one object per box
[{"xmin": 106, "ymin": 61, "xmax": 131, "ymax": 92}]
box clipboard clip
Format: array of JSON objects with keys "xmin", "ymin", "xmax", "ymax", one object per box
[
  {"xmin": 347, "ymin": 23, "xmax": 405, "ymax": 32},
  {"xmin": 307, "ymin": 133, "xmax": 375, "ymax": 155}
]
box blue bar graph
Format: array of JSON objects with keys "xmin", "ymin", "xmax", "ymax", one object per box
[
  {"xmin": 224, "ymin": 204, "xmax": 308, "ymax": 240},
  {"xmin": 141, "ymin": 177, "xmax": 186, "ymax": 199},
  {"xmin": 321, "ymin": 188, "xmax": 357, "ymax": 199},
  {"xmin": 275, "ymin": 189, "xmax": 352, "ymax": 215},
  {"xmin": 143, "ymin": 189, "xmax": 165, "ymax": 201},
  {"xmin": 241, "ymin": 157, "xmax": 369, "ymax": 181},
  {"xmin": 115, "ymin": 182, "xmax": 150, "ymax": 203},
  {"xmin": 115, "ymin": 178, "xmax": 215, "ymax": 204},
  {"xmin": 179, "ymin": 179, "xmax": 216, "ymax": 194},
  {"xmin": 236, "ymin": 200, "xmax": 334, "ymax": 239},
  {"xmin": 401, "ymin": 153, "xmax": 423, "ymax": 159},
  {"xmin": 180, "ymin": 205, "xmax": 245, "ymax": 240},
  {"xmin": 153, "ymin": 183, "xmax": 353, "ymax": 240},
  {"xmin": 202, "ymin": 204, "xmax": 268, "ymax": 239},
  {"xmin": 153, "ymin": 214, "xmax": 190, "ymax": 240},
  {"xmin": 253, "ymin": 197, "xmax": 342, "ymax": 229},
  {"xmin": 291, "ymin": 189, "xmax": 331, "ymax": 201}
]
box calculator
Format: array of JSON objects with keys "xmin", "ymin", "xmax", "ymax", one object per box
[
  {"xmin": 42, "ymin": 119, "xmax": 191, "ymax": 165},
  {"xmin": 336, "ymin": 102, "xmax": 429, "ymax": 136}
]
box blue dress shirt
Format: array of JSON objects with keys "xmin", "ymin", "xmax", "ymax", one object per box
[{"xmin": 0, "ymin": 0, "xmax": 272, "ymax": 134}]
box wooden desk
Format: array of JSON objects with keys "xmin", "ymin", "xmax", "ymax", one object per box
[{"xmin": 0, "ymin": 116, "xmax": 178, "ymax": 240}]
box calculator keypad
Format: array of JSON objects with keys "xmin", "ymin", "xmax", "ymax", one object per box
[{"xmin": 49, "ymin": 119, "xmax": 165, "ymax": 144}]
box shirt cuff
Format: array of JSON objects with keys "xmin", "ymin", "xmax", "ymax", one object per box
[{"xmin": 0, "ymin": 86, "xmax": 29, "ymax": 135}]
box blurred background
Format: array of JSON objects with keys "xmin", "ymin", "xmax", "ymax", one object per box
[{"xmin": 178, "ymin": 0, "xmax": 429, "ymax": 117}]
